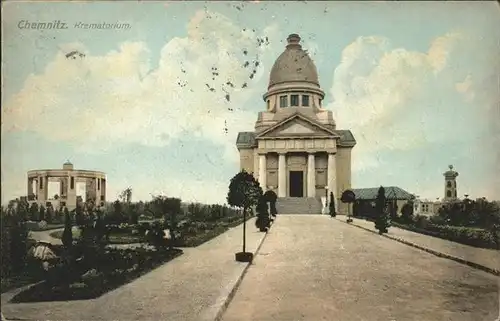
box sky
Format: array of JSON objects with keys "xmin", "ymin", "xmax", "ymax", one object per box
[{"xmin": 2, "ymin": 1, "xmax": 500, "ymax": 204}]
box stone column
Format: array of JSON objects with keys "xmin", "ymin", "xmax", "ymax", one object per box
[
  {"xmin": 27, "ymin": 178, "xmax": 33, "ymax": 198},
  {"xmin": 259, "ymin": 153, "xmax": 267, "ymax": 191},
  {"xmin": 327, "ymin": 153, "xmax": 337, "ymax": 211},
  {"xmin": 307, "ymin": 153, "xmax": 316, "ymax": 197},
  {"xmin": 43, "ymin": 176, "xmax": 49, "ymax": 201},
  {"xmin": 101, "ymin": 179, "xmax": 106, "ymax": 203},
  {"xmin": 60, "ymin": 178, "xmax": 65, "ymax": 198},
  {"xmin": 278, "ymin": 153, "xmax": 287, "ymax": 197},
  {"xmin": 37, "ymin": 176, "xmax": 43, "ymax": 201}
]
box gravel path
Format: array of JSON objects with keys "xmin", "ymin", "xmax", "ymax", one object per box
[{"xmin": 222, "ymin": 215, "xmax": 499, "ymax": 321}]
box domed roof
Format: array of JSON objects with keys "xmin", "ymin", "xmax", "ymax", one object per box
[
  {"xmin": 268, "ymin": 34, "xmax": 320, "ymax": 89},
  {"xmin": 443, "ymin": 165, "xmax": 459, "ymax": 177}
]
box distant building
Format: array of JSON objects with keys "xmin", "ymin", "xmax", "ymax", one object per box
[
  {"xmin": 414, "ymin": 198, "xmax": 442, "ymax": 216},
  {"xmin": 413, "ymin": 165, "xmax": 461, "ymax": 216},
  {"xmin": 443, "ymin": 165, "xmax": 459, "ymax": 201},
  {"xmin": 351, "ymin": 186, "xmax": 414, "ymax": 217},
  {"xmin": 27, "ymin": 161, "xmax": 106, "ymax": 211}
]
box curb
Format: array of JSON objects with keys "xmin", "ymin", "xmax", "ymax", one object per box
[
  {"xmin": 212, "ymin": 228, "xmax": 270, "ymax": 321},
  {"xmin": 334, "ymin": 218, "xmax": 500, "ymax": 277}
]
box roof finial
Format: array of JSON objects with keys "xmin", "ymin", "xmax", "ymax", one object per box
[
  {"xmin": 449, "ymin": 164, "xmax": 453, "ymax": 170},
  {"xmin": 286, "ymin": 34, "xmax": 301, "ymax": 48}
]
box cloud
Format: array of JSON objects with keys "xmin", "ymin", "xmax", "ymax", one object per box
[
  {"xmin": 2, "ymin": 10, "xmax": 282, "ymax": 163},
  {"xmin": 455, "ymin": 74, "xmax": 475, "ymax": 102},
  {"xmin": 328, "ymin": 31, "xmax": 497, "ymax": 177}
]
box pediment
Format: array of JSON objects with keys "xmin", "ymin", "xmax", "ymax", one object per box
[{"xmin": 257, "ymin": 113, "xmax": 338, "ymax": 138}]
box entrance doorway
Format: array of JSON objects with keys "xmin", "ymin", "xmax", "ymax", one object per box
[{"xmin": 289, "ymin": 171, "xmax": 304, "ymax": 197}]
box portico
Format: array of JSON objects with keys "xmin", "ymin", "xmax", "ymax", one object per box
[{"xmin": 235, "ymin": 33, "xmax": 356, "ymax": 214}]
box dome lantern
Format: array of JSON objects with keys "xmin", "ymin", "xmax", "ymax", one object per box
[{"xmin": 267, "ymin": 33, "xmax": 322, "ymax": 90}]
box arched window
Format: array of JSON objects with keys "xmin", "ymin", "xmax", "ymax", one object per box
[
  {"xmin": 446, "ymin": 190, "xmax": 452, "ymax": 198},
  {"xmin": 447, "ymin": 181, "xmax": 452, "ymax": 188}
]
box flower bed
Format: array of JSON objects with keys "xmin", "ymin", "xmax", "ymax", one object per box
[
  {"xmin": 50, "ymin": 229, "xmax": 144, "ymax": 245},
  {"xmin": 176, "ymin": 216, "xmax": 247, "ymax": 247},
  {"xmin": 26, "ymin": 221, "xmax": 65, "ymax": 231},
  {"xmin": 10, "ymin": 247, "xmax": 183, "ymax": 303}
]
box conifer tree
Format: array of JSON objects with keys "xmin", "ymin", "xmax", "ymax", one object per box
[{"xmin": 375, "ymin": 186, "xmax": 390, "ymax": 234}]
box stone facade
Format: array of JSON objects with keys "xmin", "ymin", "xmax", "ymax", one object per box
[
  {"xmin": 236, "ymin": 34, "xmax": 356, "ymax": 214},
  {"xmin": 27, "ymin": 161, "xmax": 106, "ymax": 210}
]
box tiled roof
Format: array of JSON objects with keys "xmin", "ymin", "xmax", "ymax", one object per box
[
  {"xmin": 352, "ymin": 186, "xmax": 415, "ymax": 201},
  {"xmin": 236, "ymin": 132, "xmax": 257, "ymax": 148},
  {"xmin": 334, "ymin": 130, "xmax": 356, "ymax": 146}
]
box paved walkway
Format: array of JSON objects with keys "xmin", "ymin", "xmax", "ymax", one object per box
[
  {"xmin": 222, "ymin": 215, "xmax": 499, "ymax": 321},
  {"xmin": 2, "ymin": 218, "xmax": 266, "ymax": 321},
  {"xmin": 343, "ymin": 217, "xmax": 500, "ymax": 274}
]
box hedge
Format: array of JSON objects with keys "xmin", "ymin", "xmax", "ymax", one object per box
[{"xmin": 391, "ymin": 222, "xmax": 498, "ymax": 249}]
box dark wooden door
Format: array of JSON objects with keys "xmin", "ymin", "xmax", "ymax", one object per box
[{"xmin": 289, "ymin": 171, "xmax": 304, "ymax": 197}]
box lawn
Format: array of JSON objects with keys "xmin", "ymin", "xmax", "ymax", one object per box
[{"xmin": 10, "ymin": 247, "xmax": 183, "ymax": 302}]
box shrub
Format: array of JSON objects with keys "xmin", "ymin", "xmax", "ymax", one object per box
[
  {"xmin": 374, "ymin": 186, "xmax": 390, "ymax": 234},
  {"xmin": 400, "ymin": 202, "xmax": 414, "ymax": 223},
  {"xmin": 39, "ymin": 205, "xmax": 46, "ymax": 222},
  {"xmin": 29, "ymin": 203, "xmax": 39, "ymax": 221},
  {"xmin": 62, "ymin": 211, "xmax": 73, "ymax": 249},
  {"xmin": 255, "ymin": 196, "xmax": 270, "ymax": 232},
  {"xmin": 145, "ymin": 222, "xmax": 167, "ymax": 249},
  {"xmin": 413, "ymin": 214, "xmax": 429, "ymax": 229},
  {"xmin": 329, "ymin": 192, "xmax": 336, "ymax": 217}
]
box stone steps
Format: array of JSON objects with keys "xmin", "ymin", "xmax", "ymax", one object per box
[{"xmin": 276, "ymin": 197, "xmax": 323, "ymax": 215}]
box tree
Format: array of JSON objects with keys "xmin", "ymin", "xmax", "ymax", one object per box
[
  {"xmin": 255, "ymin": 196, "xmax": 270, "ymax": 232},
  {"xmin": 62, "ymin": 210, "xmax": 73, "ymax": 248},
  {"xmin": 16, "ymin": 198, "xmax": 29, "ymax": 221},
  {"xmin": 341, "ymin": 190, "xmax": 356, "ymax": 223},
  {"xmin": 46, "ymin": 204, "xmax": 54, "ymax": 224},
  {"xmin": 75, "ymin": 203, "xmax": 85, "ymax": 227},
  {"xmin": 227, "ymin": 170, "xmax": 262, "ymax": 262},
  {"xmin": 8, "ymin": 214, "xmax": 29, "ymax": 272},
  {"xmin": 119, "ymin": 187, "xmax": 133, "ymax": 204},
  {"xmin": 63, "ymin": 207, "xmax": 70, "ymax": 220},
  {"xmin": 375, "ymin": 186, "xmax": 390, "ymax": 234},
  {"xmin": 94, "ymin": 207, "xmax": 106, "ymax": 245},
  {"xmin": 128, "ymin": 203, "xmax": 139, "ymax": 225},
  {"xmin": 264, "ymin": 190, "xmax": 278, "ymax": 218},
  {"xmin": 329, "ymin": 192, "xmax": 336, "ymax": 217},
  {"xmin": 29, "ymin": 202, "xmax": 39, "ymax": 221},
  {"xmin": 400, "ymin": 201, "xmax": 414, "ymax": 224},
  {"xmin": 149, "ymin": 196, "xmax": 182, "ymax": 249},
  {"xmin": 39, "ymin": 205, "xmax": 46, "ymax": 222}
]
